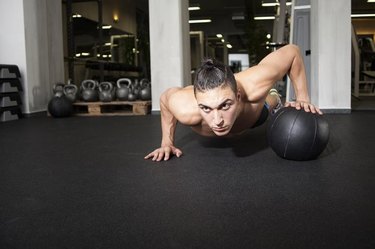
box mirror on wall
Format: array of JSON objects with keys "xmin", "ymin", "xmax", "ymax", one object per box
[
  {"xmin": 62, "ymin": 0, "xmax": 149, "ymax": 85},
  {"xmin": 73, "ymin": 16, "xmax": 136, "ymax": 64},
  {"xmin": 110, "ymin": 34, "xmax": 136, "ymax": 65}
]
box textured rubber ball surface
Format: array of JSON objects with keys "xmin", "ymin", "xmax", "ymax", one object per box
[{"xmin": 267, "ymin": 107, "xmax": 330, "ymax": 161}]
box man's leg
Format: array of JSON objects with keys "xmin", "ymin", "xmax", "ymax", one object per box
[{"xmin": 265, "ymin": 89, "xmax": 283, "ymax": 114}]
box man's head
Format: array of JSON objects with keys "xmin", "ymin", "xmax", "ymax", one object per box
[
  {"xmin": 194, "ymin": 58, "xmax": 237, "ymax": 95},
  {"xmin": 194, "ymin": 58, "xmax": 240, "ymax": 136}
]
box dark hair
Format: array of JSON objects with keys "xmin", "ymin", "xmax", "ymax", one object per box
[{"xmin": 193, "ymin": 58, "xmax": 237, "ymax": 95}]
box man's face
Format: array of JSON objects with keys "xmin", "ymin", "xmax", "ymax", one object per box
[{"xmin": 195, "ymin": 85, "xmax": 239, "ymax": 136}]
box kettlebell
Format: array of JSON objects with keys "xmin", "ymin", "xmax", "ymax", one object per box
[
  {"xmin": 48, "ymin": 83, "xmax": 73, "ymax": 118},
  {"xmin": 132, "ymin": 79, "xmax": 141, "ymax": 100},
  {"xmin": 139, "ymin": 78, "xmax": 151, "ymax": 101},
  {"xmin": 53, "ymin": 82, "xmax": 65, "ymax": 97},
  {"xmin": 99, "ymin": 82, "xmax": 114, "ymax": 102},
  {"xmin": 63, "ymin": 80, "xmax": 78, "ymax": 102},
  {"xmin": 116, "ymin": 78, "xmax": 131, "ymax": 101},
  {"xmin": 81, "ymin": 79, "xmax": 98, "ymax": 102},
  {"xmin": 127, "ymin": 85, "xmax": 137, "ymax": 101}
]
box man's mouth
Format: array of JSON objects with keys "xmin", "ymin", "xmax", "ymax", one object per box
[{"xmin": 212, "ymin": 127, "xmax": 227, "ymax": 132}]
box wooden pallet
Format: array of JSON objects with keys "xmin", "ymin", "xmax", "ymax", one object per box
[{"xmin": 72, "ymin": 101, "xmax": 151, "ymax": 116}]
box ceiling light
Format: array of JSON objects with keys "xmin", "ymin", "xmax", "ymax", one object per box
[
  {"xmin": 102, "ymin": 25, "xmax": 112, "ymax": 29},
  {"xmin": 189, "ymin": 19, "xmax": 212, "ymax": 24},
  {"xmin": 113, "ymin": 14, "xmax": 119, "ymax": 23},
  {"xmin": 351, "ymin": 14, "xmax": 375, "ymax": 18},
  {"xmin": 254, "ymin": 16, "xmax": 275, "ymax": 20},
  {"xmin": 72, "ymin": 14, "xmax": 82, "ymax": 18},
  {"xmin": 221, "ymin": 39, "xmax": 225, "ymax": 43},
  {"xmin": 216, "ymin": 34, "xmax": 223, "ymax": 38},
  {"xmin": 226, "ymin": 44, "xmax": 232, "ymax": 49},
  {"xmin": 188, "ymin": 6, "xmax": 200, "ymax": 11},
  {"xmin": 262, "ymin": 1, "xmax": 292, "ymax": 7},
  {"xmin": 232, "ymin": 12, "xmax": 245, "ymax": 20},
  {"xmin": 232, "ymin": 15, "xmax": 245, "ymax": 20},
  {"xmin": 367, "ymin": 0, "xmax": 375, "ymax": 2}
]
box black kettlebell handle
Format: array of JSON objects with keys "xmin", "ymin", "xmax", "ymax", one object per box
[
  {"xmin": 63, "ymin": 84, "xmax": 78, "ymax": 94},
  {"xmin": 53, "ymin": 82, "xmax": 65, "ymax": 93},
  {"xmin": 99, "ymin": 82, "xmax": 113, "ymax": 92},
  {"xmin": 82, "ymin": 79, "xmax": 98, "ymax": 90},
  {"xmin": 117, "ymin": 78, "xmax": 132, "ymax": 88},
  {"xmin": 140, "ymin": 78, "xmax": 150, "ymax": 88}
]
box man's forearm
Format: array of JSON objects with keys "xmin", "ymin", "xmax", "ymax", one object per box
[
  {"xmin": 160, "ymin": 90, "xmax": 177, "ymax": 147},
  {"xmin": 288, "ymin": 45, "xmax": 310, "ymax": 102}
]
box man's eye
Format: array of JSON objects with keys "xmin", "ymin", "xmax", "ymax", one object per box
[
  {"xmin": 201, "ymin": 106, "xmax": 211, "ymax": 113},
  {"xmin": 221, "ymin": 103, "xmax": 231, "ymax": 110}
]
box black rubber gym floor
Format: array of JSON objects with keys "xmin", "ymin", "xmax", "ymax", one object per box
[{"xmin": 1, "ymin": 111, "xmax": 374, "ymax": 249}]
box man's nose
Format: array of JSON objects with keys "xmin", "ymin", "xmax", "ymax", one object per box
[{"xmin": 213, "ymin": 110, "xmax": 224, "ymax": 126}]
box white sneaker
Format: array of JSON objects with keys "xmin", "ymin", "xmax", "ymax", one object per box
[{"xmin": 269, "ymin": 89, "xmax": 283, "ymax": 115}]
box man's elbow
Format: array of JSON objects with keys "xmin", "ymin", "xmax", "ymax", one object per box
[{"xmin": 285, "ymin": 44, "xmax": 301, "ymax": 55}]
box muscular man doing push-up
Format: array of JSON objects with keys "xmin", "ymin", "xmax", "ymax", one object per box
[{"xmin": 145, "ymin": 44, "xmax": 323, "ymax": 161}]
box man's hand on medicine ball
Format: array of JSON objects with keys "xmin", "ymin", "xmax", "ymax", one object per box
[{"xmin": 285, "ymin": 101, "xmax": 323, "ymax": 115}]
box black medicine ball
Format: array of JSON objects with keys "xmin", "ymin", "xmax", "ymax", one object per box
[
  {"xmin": 267, "ymin": 107, "xmax": 329, "ymax": 161},
  {"xmin": 48, "ymin": 95, "xmax": 73, "ymax": 118}
]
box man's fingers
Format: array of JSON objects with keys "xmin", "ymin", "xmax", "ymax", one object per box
[
  {"xmin": 156, "ymin": 150, "xmax": 165, "ymax": 161},
  {"xmin": 144, "ymin": 152, "xmax": 155, "ymax": 159},
  {"xmin": 173, "ymin": 148, "xmax": 183, "ymax": 158},
  {"xmin": 284, "ymin": 101, "xmax": 323, "ymax": 115},
  {"xmin": 163, "ymin": 150, "xmax": 171, "ymax": 161},
  {"xmin": 302, "ymin": 102, "xmax": 311, "ymax": 113},
  {"xmin": 145, "ymin": 147, "xmax": 183, "ymax": 162},
  {"xmin": 152, "ymin": 151, "xmax": 159, "ymax": 161},
  {"xmin": 316, "ymin": 107, "xmax": 323, "ymax": 115}
]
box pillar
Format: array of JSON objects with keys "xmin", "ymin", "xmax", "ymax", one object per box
[
  {"xmin": 149, "ymin": 0, "xmax": 191, "ymax": 112},
  {"xmin": 310, "ymin": 0, "xmax": 351, "ymax": 112}
]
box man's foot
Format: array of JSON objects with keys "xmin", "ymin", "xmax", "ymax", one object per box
[{"xmin": 269, "ymin": 89, "xmax": 283, "ymax": 115}]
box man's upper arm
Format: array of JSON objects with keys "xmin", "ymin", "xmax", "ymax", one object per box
[{"xmin": 237, "ymin": 44, "xmax": 300, "ymax": 101}]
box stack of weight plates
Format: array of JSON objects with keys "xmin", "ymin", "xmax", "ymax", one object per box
[{"xmin": 0, "ymin": 64, "xmax": 23, "ymax": 122}]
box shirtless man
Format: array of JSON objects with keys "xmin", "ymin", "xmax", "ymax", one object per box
[{"xmin": 144, "ymin": 44, "xmax": 323, "ymax": 161}]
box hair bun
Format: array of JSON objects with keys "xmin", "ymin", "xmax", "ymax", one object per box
[{"xmin": 202, "ymin": 58, "xmax": 215, "ymax": 70}]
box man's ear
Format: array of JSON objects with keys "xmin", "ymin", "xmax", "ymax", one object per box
[{"xmin": 237, "ymin": 90, "xmax": 241, "ymax": 100}]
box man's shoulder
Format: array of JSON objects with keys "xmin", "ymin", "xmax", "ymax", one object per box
[
  {"xmin": 167, "ymin": 86, "xmax": 202, "ymax": 125},
  {"xmin": 167, "ymin": 85, "xmax": 195, "ymax": 103}
]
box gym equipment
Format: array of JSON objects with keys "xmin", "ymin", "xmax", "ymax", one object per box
[
  {"xmin": 48, "ymin": 83, "xmax": 73, "ymax": 118},
  {"xmin": 53, "ymin": 82, "xmax": 65, "ymax": 96},
  {"xmin": 63, "ymin": 83, "xmax": 78, "ymax": 102},
  {"xmin": 98, "ymin": 82, "xmax": 115, "ymax": 102},
  {"xmin": 81, "ymin": 79, "xmax": 98, "ymax": 102},
  {"xmin": 116, "ymin": 78, "xmax": 131, "ymax": 101},
  {"xmin": 0, "ymin": 64, "xmax": 23, "ymax": 122},
  {"xmin": 127, "ymin": 85, "xmax": 137, "ymax": 101},
  {"xmin": 267, "ymin": 107, "xmax": 329, "ymax": 161},
  {"xmin": 139, "ymin": 79, "xmax": 151, "ymax": 100},
  {"xmin": 132, "ymin": 79, "xmax": 141, "ymax": 100},
  {"xmin": 139, "ymin": 79, "xmax": 151, "ymax": 101}
]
